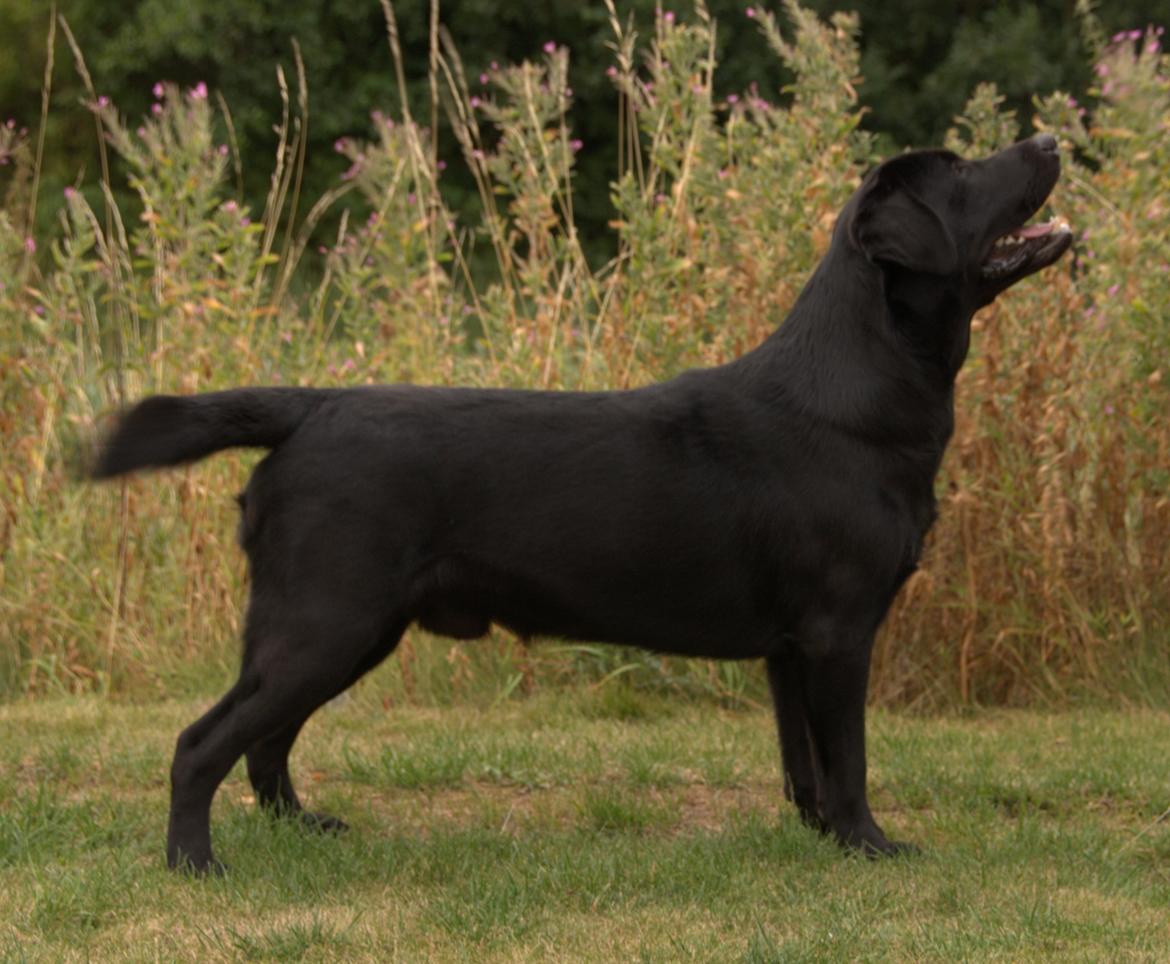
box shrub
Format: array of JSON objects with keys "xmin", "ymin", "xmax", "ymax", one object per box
[{"xmin": 1, "ymin": 3, "xmax": 1166, "ymax": 707}]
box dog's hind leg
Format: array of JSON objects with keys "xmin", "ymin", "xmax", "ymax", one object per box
[
  {"xmin": 246, "ymin": 718, "xmax": 346, "ymax": 831},
  {"xmin": 764, "ymin": 652, "xmax": 826, "ymax": 834},
  {"xmin": 167, "ymin": 601, "xmax": 404, "ymax": 874},
  {"xmin": 245, "ymin": 621, "xmax": 407, "ymax": 833}
]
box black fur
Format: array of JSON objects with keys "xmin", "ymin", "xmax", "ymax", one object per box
[{"xmin": 91, "ymin": 136, "xmax": 1071, "ymax": 873}]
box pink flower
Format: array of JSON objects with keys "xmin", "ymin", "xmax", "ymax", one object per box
[
  {"xmin": 97, "ymin": 95, "xmax": 110, "ymax": 108},
  {"xmin": 746, "ymin": 6, "xmax": 756, "ymax": 18},
  {"xmin": 570, "ymin": 138, "xmax": 583, "ymax": 152},
  {"xmin": 64, "ymin": 186, "xmax": 76, "ymax": 199},
  {"xmin": 727, "ymin": 93, "xmax": 739, "ymax": 104},
  {"xmin": 152, "ymin": 103, "xmax": 163, "ymax": 115},
  {"xmin": 4, "ymin": 118, "xmax": 13, "ymax": 129},
  {"xmin": 480, "ymin": 73, "xmax": 489, "ymax": 85},
  {"xmin": 189, "ymin": 82, "xmax": 208, "ymax": 100},
  {"xmin": 153, "ymin": 82, "xmax": 165, "ymax": 99},
  {"xmin": 606, "ymin": 66, "xmax": 618, "ymax": 78},
  {"xmin": 222, "ymin": 200, "xmax": 239, "ymax": 213},
  {"xmin": 543, "ymin": 41, "xmax": 556, "ymax": 54},
  {"xmin": 664, "ymin": 11, "xmax": 675, "ymax": 24},
  {"xmin": 24, "ymin": 237, "xmax": 36, "ymax": 253},
  {"xmin": 437, "ymin": 159, "xmax": 448, "ymax": 171},
  {"xmin": 470, "ymin": 95, "xmax": 481, "ymax": 108},
  {"xmin": 218, "ymin": 144, "xmax": 228, "ymax": 156}
]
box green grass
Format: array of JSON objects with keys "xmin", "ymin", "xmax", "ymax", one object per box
[{"xmin": 2, "ymin": 691, "xmax": 1168, "ymax": 961}]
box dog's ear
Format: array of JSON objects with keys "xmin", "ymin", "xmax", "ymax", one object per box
[{"xmin": 851, "ymin": 179, "xmax": 958, "ymax": 276}]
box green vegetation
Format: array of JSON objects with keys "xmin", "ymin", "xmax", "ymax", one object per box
[
  {"xmin": 3, "ymin": 0, "xmax": 1168, "ymax": 249},
  {"xmin": 1, "ymin": 2, "xmax": 1169, "ymax": 708},
  {"xmin": 2, "ymin": 694, "xmax": 1169, "ymax": 959}
]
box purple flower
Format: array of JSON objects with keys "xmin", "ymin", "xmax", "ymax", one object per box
[
  {"xmin": 606, "ymin": 65, "xmax": 618, "ymax": 78},
  {"xmin": 240, "ymin": 217, "xmax": 251, "ymax": 227},
  {"xmin": 664, "ymin": 10, "xmax": 675, "ymax": 24},
  {"xmin": 480, "ymin": 73, "xmax": 489, "ymax": 85},
  {"xmin": 570, "ymin": 138, "xmax": 583, "ymax": 152},
  {"xmin": 543, "ymin": 41, "xmax": 557, "ymax": 54},
  {"xmin": 153, "ymin": 82, "xmax": 165, "ymax": 99},
  {"xmin": 727, "ymin": 93, "xmax": 739, "ymax": 104},
  {"xmin": 152, "ymin": 103, "xmax": 163, "ymax": 115},
  {"xmin": 190, "ymin": 82, "xmax": 208, "ymax": 100},
  {"xmin": 1107, "ymin": 283, "xmax": 1120, "ymax": 297},
  {"xmin": 470, "ymin": 95, "xmax": 481, "ymax": 109},
  {"xmin": 222, "ymin": 200, "xmax": 239, "ymax": 213},
  {"xmin": 24, "ymin": 237, "xmax": 36, "ymax": 253},
  {"xmin": 437, "ymin": 159, "xmax": 448, "ymax": 171},
  {"xmin": 137, "ymin": 126, "xmax": 147, "ymax": 137},
  {"xmin": 746, "ymin": 6, "xmax": 756, "ymax": 18},
  {"xmin": 218, "ymin": 144, "xmax": 228, "ymax": 156},
  {"xmin": 64, "ymin": 186, "xmax": 76, "ymax": 199},
  {"xmin": 97, "ymin": 95, "xmax": 110, "ymax": 108},
  {"xmin": 334, "ymin": 138, "xmax": 348, "ymax": 153}
]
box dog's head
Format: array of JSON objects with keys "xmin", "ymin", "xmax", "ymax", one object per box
[
  {"xmin": 838, "ymin": 134, "xmax": 1073, "ymax": 373},
  {"xmin": 850, "ymin": 135, "xmax": 1073, "ymax": 298}
]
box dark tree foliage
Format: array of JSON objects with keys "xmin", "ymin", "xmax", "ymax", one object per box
[{"xmin": 2, "ymin": 0, "xmax": 1166, "ymax": 250}]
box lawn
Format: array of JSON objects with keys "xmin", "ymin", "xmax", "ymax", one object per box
[{"xmin": 1, "ymin": 690, "xmax": 1168, "ymax": 961}]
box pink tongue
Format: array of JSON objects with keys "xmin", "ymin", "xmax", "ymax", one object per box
[{"xmin": 1016, "ymin": 221, "xmax": 1054, "ymax": 239}]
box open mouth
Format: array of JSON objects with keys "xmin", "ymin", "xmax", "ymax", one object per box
[{"xmin": 981, "ymin": 216, "xmax": 1074, "ymax": 281}]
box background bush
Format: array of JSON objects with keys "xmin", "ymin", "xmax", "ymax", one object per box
[{"xmin": 0, "ymin": 2, "xmax": 1167, "ymax": 708}]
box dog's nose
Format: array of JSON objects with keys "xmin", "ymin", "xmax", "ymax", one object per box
[{"xmin": 1032, "ymin": 133, "xmax": 1058, "ymax": 153}]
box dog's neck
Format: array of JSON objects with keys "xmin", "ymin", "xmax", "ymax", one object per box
[{"xmin": 733, "ymin": 242, "xmax": 960, "ymax": 458}]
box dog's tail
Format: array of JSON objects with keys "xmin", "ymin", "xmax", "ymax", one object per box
[{"xmin": 90, "ymin": 387, "xmax": 335, "ymax": 480}]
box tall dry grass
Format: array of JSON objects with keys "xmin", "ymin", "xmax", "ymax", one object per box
[{"xmin": 1, "ymin": 3, "xmax": 1166, "ymax": 708}]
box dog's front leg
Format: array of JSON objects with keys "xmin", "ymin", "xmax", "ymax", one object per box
[
  {"xmin": 764, "ymin": 651, "xmax": 827, "ymax": 833},
  {"xmin": 795, "ymin": 629, "xmax": 913, "ymax": 856}
]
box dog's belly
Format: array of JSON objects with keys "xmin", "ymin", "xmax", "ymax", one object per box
[{"xmin": 408, "ymin": 553, "xmax": 776, "ymax": 659}]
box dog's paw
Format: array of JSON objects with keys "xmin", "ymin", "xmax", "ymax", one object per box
[
  {"xmin": 301, "ymin": 810, "xmax": 349, "ymax": 834},
  {"xmin": 167, "ymin": 850, "xmax": 229, "ymax": 877}
]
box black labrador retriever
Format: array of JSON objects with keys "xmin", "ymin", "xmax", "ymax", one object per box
[{"xmin": 92, "ymin": 134, "xmax": 1072, "ymax": 873}]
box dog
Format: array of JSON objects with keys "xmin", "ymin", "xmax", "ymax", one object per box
[{"xmin": 91, "ymin": 134, "xmax": 1072, "ymax": 873}]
